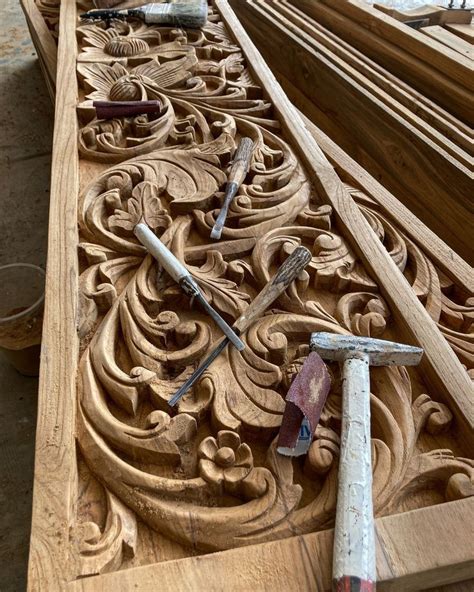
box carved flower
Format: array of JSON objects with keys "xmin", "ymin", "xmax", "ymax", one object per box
[
  {"xmin": 104, "ymin": 36, "xmax": 149, "ymax": 58},
  {"xmin": 79, "ymin": 56, "xmax": 198, "ymax": 104},
  {"xmin": 77, "ymin": 20, "xmax": 189, "ymax": 62},
  {"xmin": 198, "ymin": 431, "xmax": 253, "ymax": 486}
]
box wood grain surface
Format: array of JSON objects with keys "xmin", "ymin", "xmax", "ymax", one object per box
[
  {"xmin": 291, "ymin": 0, "xmax": 473, "ymax": 125},
  {"xmin": 25, "ymin": 1, "xmax": 474, "ymax": 590},
  {"xmin": 27, "ymin": 0, "xmax": 79, "ymax": 589},
  {"xmin": 232, "ymin": 0, "xmax": 473, "ymax": 264},
  {"xmin": 69, "ymin": 497, "xmax": 474, "ymax": 592}
]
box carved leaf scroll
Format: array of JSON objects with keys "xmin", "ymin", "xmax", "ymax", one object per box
[{"xmin": 73, "ymin": 1, "xmax": 473, "ymax": 570}]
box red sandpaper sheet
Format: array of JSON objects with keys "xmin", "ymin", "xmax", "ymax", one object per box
[{"xmin": 277, "ymin": 351, "xmax": 331, "ymax": 455}]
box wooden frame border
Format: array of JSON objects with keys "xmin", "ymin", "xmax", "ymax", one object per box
[
  {"xmin": 69, "ymin": 497, "xmax": 474, "ymax": 591},
  {"xmin": 28, "ymin": 0, "xmax": 79, "ymax": 589},
  {"xmin": 27, "ymin": 1, "xmax": 474, "ymax": 589}
]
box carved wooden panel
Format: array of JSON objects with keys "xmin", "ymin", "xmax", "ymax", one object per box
[
  {"xmin": 28, "ymin": 1, "xmax": 474, "ymax": 589},
  {"xmin": 35, "ymin": 0, "xmax": 60, "ymax": 41}
]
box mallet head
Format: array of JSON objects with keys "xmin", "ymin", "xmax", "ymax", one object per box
[{"xmin": 310, "ymin": 332, "xmax": 423, "ymax": 367}]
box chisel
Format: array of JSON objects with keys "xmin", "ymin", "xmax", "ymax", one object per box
[
  {"xmin": 80, "ymin": 0, "xmax": 208, "ymax": 28},
  {"xmin": 169, "ymin": 245, "xmax": 313, "ymax": 406},
  {"xmin": 134, "ymin": 222, "xmax": 244, "ymax": 352},
  {"xmin": 210, "ymin": 137, "xmax": 254, "ymax": 241}
]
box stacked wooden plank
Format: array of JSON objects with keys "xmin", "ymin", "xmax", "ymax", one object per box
[
  {"xmin": 18, "ymin": 0, "xmax": 474, "ymax": 590},
  {"xmin": 229, "ymin": 0, "xmax": 473, "ymax": 264},
  {"xmin": 373, "ymin": 2, "xmax": 473, "ymax": 55},
  {"xmin": 292, "ymin": 0, "xmax": 473, "ymax": 125}
]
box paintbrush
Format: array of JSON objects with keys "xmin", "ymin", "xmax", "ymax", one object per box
[{"xmin": 81, "ymin": 0, "xmax": 208, "ymax": 28}]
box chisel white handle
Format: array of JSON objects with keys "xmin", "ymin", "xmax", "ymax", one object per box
[
  {"xmin": 134, "ymin": 223, "xmax": 189, "ymax": 284},
  {"xmin": 333, "ymin": 352, "xmax": 375, "ymax": 592}
]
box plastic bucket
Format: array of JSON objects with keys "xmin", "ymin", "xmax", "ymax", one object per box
[{"xmin": 0, "ymin": 263, "xmax": 45, "ymax": 376}]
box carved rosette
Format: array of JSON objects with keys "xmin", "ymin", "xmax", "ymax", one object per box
[{"xmin": 73, "ymin": 1, "xmax": 473, "ymax": 574}]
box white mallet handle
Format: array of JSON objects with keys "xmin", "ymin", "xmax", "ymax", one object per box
[{"xmin": 333, "ymin": 352, "xmax": 376, "ymax": 592}]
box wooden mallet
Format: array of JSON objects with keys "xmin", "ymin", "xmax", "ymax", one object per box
[{"xmin": 310, "ymin": 332, "xmax": 423, "ymax": 592}]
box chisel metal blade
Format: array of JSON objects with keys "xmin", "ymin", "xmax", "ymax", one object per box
[
  {"xmin": 134, "ymin": 222, "xmax": 244, "ymax": 352},
  {"xmin": 193, "ymin": 293, "xmax": 244, "ymax": 352},
  {"xmin": 168, "ymin": 245, "xmax": 313, "ymax": 407},
  {"xmin": 169, "ymin": 338, "xmax": 229, "ymax": 407}
]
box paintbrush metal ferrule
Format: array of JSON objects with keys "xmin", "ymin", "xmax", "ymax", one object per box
[{"xmin": 140, "ymin": 1, "xmax": 208, "ymax": 27}]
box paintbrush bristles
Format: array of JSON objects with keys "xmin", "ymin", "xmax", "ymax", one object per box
[{"xmin": 141, "ymin": 0, "xmax": 208, "ymax": 28}]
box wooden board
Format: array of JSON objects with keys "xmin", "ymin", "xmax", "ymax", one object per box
[
  {"xmin": 27, "ymin": 0, "xmax": 474, "ymax": 590},
  {"xmin": 421, "ymin": 25, "xmax": 473, "ymax": 59},
  {"xmin": 231, "ymin": 0, "xmax": 473, "ymax": 264},
  {"xmin": 445, "ymin": 23, "xmax": 474, "ymax": 44},
  {"xmin": 373, "ymin": 3, "xmax": 472, "ymax": 26},
  {"xmin": 68, "ymin": 498, "xmax": 474, "ymax": 591},
  {"xmin": 290, "ymin": 0, "xmax": 473, "ymax": 126}
]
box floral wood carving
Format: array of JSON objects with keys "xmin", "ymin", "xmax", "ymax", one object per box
[{"xmin": 73, "ymin": 1, "xmax": 474, "ymax": 574}]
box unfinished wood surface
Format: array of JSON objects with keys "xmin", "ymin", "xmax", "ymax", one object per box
[
  {"xmin": 272, "ymin": 1, "xmax": 472, "ymax": 161},
  {"xmin": 21, "ymin": 0, "xmax": 474, "ymax": 287},
  {"xmin": 291, "ymin": 0, "xmax": 473, "ymax": 125},
  {"xmin": 28, "ymin": 0, "xmax": 474, "ymax": 590},
  {"xmin": 421, "ymin": 25, "xmax": 473, "ymax": 59},
  {"xmin": 300, "ymin": 114, "xmax": 473, "ymax": 294},
  {"xmin": 228, "ymin": 0, "xmax": 474, "ymax": 435},
  {"xmin": 27, "ymin": 0, "xmax": 79, "ymax": 589},
  {"xmin": 274, "ymin": 0, "xmax": 473, "ymax": 162},
  {"xmin": 68, "ymin": 497, "xmax": 474, "ymax": 591},
  {"xmin": 315, "ymin": 0, "xmax": 474, "ymax": 88},
  {"xmin": 374, "ymin": 3, "xmax": 472, "ymax": 26},
  {"xmin": 35, "ymin": 0, "xmax": 61, "ymax": 41},
  {"xmin": 233, "ymin": 0, "xmax": 473, "ymax": 264},
  {"xmin": 445, "ymin": 23, "xmax": 474, "ymax": 44},
  {"xmin": 277, "ymin": 1, "xmax": 473, "ymax": 159}
]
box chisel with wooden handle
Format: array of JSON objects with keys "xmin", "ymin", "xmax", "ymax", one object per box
[
  {"xmin": 169, "ymin": 245, "xmax": 313, "ymax": 406},
  {"xmin": 134, "ymin": 222, "xmax": 245, "ymax": 352},
  {"xmin": 210, "ymin": 137, "xmax": 254, "ymax": 240}
]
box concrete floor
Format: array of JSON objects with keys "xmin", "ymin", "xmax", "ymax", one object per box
[{"xmin": 0, "ymin": 1, "xmax": 53, "ymax": 590}]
